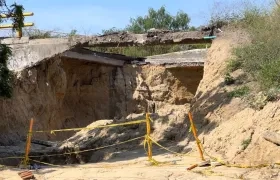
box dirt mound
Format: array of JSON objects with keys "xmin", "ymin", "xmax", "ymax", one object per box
[{"xmin": 191, "ymin": 30, "xmax": 280, "ymax": 165}]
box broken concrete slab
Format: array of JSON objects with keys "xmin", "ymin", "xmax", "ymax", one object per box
[
  {"xmin": 146, "ymin": 49, "xmax": 206, "ymax": 67},
  {"xmin": 4, "ymin": 38, "xmax": 73, "ymax": 71},
  {"xmin": 62, "ymin": 51, "xmax": 125, "ymax": 66},
  {"xmin": 84, "ymin": 31, "xmax": 213, "ymax": 47},
  {"xmin": 3, "ymin": 30, "xmax": 211, "ymax": 71}
]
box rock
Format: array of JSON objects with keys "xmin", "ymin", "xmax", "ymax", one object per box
[
  {"xmin": 211, "ymin": 161, "xmax": 223, "ymax": 167},
  {"xmin": 263, "ymin": 131, "xmax": 280, "ymax": 146}
]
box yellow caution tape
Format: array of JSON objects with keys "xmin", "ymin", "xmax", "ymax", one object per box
[
  {"xmin": 146, "ymin": 135, "xmax": 280, "ymax": 169},
  {"xmin": 34, "ymin": 120, "xmax": 146, "ymax": 134},
  {"xmin": 143, "ymin": 135, "xmax": 159, "ymax": 166},
  {"xmin": 0, "ymin": 156, "xmax": 24, "ymax": 160},
  {"xmin": 29, "ymin": 136, "xmax": 144, "ymax": 158},
  {"xmin": 29, "ymin": 159, "xmax": 63, "ymax": 167},
  {"xmin": 187, "ymin": 114, "xmax": 277, "ymax": 169},
  {"xmin": 199, "ymin": 140, "xmax": 275, "ymax": 168},
  {"xmin": 147, "ymin": 135, "xmax": 198, "ymax": 157},
  {"xmin": 194, "ymin": 167, "xmax": 225, "ymax": 177}
]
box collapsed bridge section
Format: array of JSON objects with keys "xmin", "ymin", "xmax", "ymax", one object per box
[{"xmin": 0, "ymin": 30, "xmax": 211, "ymax": 165}]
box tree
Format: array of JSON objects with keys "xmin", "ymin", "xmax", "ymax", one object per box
[
  {"xmin": 126, "ymin": 6, "xmax": 190, "ymax": 33},
  {"xmin": 0, "ymin": 1, "xmax": 24, "ymax": 98},
  {"xmin": 98, "ymin": 6, "xmax": 202, "ymax": 58}
]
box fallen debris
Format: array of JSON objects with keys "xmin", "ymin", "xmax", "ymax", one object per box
[
  {"xmin": 187, "ymin": 160, "xmax": 211, "ymax": 170},
  {"xmin": 77, "ymin": 30, "xmax": 214, "ymax": 47},
  {"xmin": 18, "ymin": 170, "xmax": 35, "ymax": 180},
  {"xmin": 211, "ymin": 161, "xmax": 223, "ymax": 167}
]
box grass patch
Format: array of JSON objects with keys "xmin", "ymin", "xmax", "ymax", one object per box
[
  {"xmin": 241, "ymin": 137, "xmax": 252, "ymax": 150},
  {"xmin": 228, "ymin": 86, "xmax": 249, "ymax": 98},
  {"xmin": 227, "ymin": 59, "xmax": 243, "ymax": 72}
]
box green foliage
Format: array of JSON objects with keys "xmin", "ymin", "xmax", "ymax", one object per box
[
  {"xmin": 69, "ymin": 29, "xmax": 77, "ymax": 37},
  {"xmin": 265, "ymin": 88, "xmax": 280, "ymax": 101},
  {"xmin": 231, "ymin": 5, "xmax": 280, "ymax": 92},
  {"xmin": 126, "ymin": 6, "xmax": 190, "ymax": 33},
  {"xmin": 0, "ymin": 1, "xmax": 23, "ymax": 98},
  {"xmin": 0, "ymin": 45, "xmax": 13, "ymax": 98},
  {"xmin": 91, "ymin": 44, "xmax": 209, "ymax": 57},
  {"xmin": 224, "ymin": 73, "xmax": 235, "ymax": 85},
  {"xmin": 10, "ymin": 3, "xmax": 25, "ymax": 32},
  {"xmin": 0, "ymin": 64, "xmax": 13, "ymax": 98},
  {"xmin": 227, "ymin": 59, "xmax": 243, "ymax": 72},
  {"xmin": 0, "ymin": 44, "xmax": 11, "ymax": 66},
  {"xmin": 228, "ymin": 86, "xmax": 249, "ymax": 98},
  {"xmin": 189, "ymin": 26, "xmax": 198, "ymax": 31},
  {"xmin": 241, "ymin": 137, "xmax": 252, "ymax": 150},
  {"xmin": 258, "ymin": 60, "xmax": 280, "ymax": 90},
  {"xmin": 100, "ymin": 6, "xmax": 196, "ymax": 56}
]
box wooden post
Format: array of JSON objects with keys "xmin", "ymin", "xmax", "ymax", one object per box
[
  {"xmin": 23, "ymin": 118, "xmax": 34, "ymax": 168},
  {"xmin": 188, "ymin": 112, "xmax": 205, "ymax": 161},
  {"xmin": 145, "ymin": 113, "xmax": 153, "ymax": 161}
]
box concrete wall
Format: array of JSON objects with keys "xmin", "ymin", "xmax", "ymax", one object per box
[{"xmin": 0, "ymin": 37, "xmax": 71, "ymax": 71}]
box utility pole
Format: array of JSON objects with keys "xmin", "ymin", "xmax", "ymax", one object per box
[{"xmin": 0, "ymin": 11, "xmax": 34, "ymax": 38}]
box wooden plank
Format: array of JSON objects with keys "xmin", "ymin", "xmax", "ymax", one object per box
[{"xmin": 62, "ymin": 51, "xmax": 125, "ymax": 66}]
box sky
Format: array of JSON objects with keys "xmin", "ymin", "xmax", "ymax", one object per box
[{"xmin": 4, "ymin": 0, "xmax": 272, "ymax": 35}]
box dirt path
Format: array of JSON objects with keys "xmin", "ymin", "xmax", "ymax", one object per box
[{"xmin": 0, "ymin": 148, "xmax": 279, "ymax": 180}]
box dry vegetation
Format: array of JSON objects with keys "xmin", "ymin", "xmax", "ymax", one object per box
[{"xmin": 210, "ymin": 1, "xmax": 280, "ymax": 107}]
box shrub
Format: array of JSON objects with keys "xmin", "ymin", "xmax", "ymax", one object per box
[
  {"xmin": 247, "ymin": 92, "xmax": 268, "ymax": 110},
  {"xmin": 258, "ymin": 60, "xmax": 280, "ymax": 90},
  {"xmin": 265, "ymin": 88, "xmax": 280, "ymax": 101},
  {"xmin": 228, "ymin": 86, "xmax": 249, "ymax": 98},
  {"xmin": 0, "ymin": 64, "xmax": 13, "ymax": 98},
  {"xmin": 0, "ymin": 44, "xmax": 13, "ymax": 98},
  {"xmin": 224, "ymin": 73, "xmax": 235, "ymax": 85},
  {"xmin": 230, "ymin": 4, "xmax": 280, "ymax": 93}
]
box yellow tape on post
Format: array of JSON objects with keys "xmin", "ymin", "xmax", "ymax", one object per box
[
  {"xmin": 188, "ymin": 112, "xmax": 205, "ymax": 161},
  {"xmin": 145, "ymin": 113, "xmax": 153, "ymax": 161},
  {"xmin": 34, "ymin": 119, "xmax": 146, "ymax": 134},
  {"xmin": 23, "ymin": 118, "xmax": 34, "ymax": 168}
]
